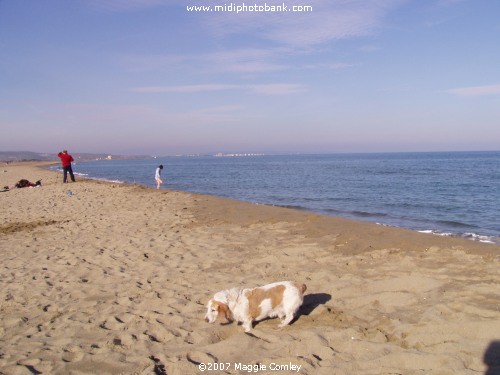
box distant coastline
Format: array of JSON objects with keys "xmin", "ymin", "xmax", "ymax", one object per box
[
  {"xmin": 1, "ymin": 150, "xmax": 270, "ymax": 163},
  {"xmin": 0, "ymin": 151, "xmax": 152, "ymax": 163}
]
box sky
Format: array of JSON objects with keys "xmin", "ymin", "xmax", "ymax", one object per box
[{"xmin": 1, "ymin": 0, "xmax": 499, "ymax": 155}]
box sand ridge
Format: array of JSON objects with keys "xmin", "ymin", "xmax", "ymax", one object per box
[{"xmin": 1, "ymin": 163, "xmax": 499, "ymax": 374}]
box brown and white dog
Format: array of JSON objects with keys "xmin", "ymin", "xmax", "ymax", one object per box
[{"xmin": 205, "ymin": 281, "xmax": 307, "ymax": 332}]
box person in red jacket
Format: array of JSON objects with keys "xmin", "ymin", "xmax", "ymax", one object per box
[{"xmin": 57, "ymin": 150, "xmax": 76, "ymax": 183}]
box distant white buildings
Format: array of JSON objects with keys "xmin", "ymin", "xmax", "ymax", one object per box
[
  {"xmin": 94, "ymin": 155, "xmax": 113, "ymax": 161},
  {"xmin": 214, "ymin": 152, "xmax": 264, "ymax": 157}
]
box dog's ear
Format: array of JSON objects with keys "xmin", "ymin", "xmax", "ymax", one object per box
[{"xmin": 216, "ymin": 302, "xmax": 232, "ymax": 324}]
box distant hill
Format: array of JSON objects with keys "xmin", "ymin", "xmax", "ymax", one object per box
[{"xmin": 0, "ymin": 151, "xmax": 151, "ymax": 163}]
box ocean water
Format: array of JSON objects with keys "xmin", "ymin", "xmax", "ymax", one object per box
[{"xmin": 52, "ymin": 152, "xmax": 500, "ymax": 244}]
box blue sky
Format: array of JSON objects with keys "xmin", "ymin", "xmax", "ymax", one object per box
[{"xmin": 1, "ymin": 0, "xmax": 499, "ymax": 155}]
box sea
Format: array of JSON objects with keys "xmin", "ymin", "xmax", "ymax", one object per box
[{"xmin": 51, "ymin": 151, "xmax": 500, "ymax": 244}]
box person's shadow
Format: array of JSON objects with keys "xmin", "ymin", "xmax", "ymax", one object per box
[
  {"xmin": 299, "ymin": 293, "xmax": 332, "ymax": 316},
  {"xmin": 484, "ymin": 340, "xmax": 500, "ymax": 375}
]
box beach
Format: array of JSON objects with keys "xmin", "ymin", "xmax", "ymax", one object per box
[{"xmin": 1, "ymin": 163, "xmax": 499, "ymax": 375}]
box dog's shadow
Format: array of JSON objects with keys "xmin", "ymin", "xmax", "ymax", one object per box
[{"xmin": 299, "ymin": 293, "xmax": 332, "ymax": 316}]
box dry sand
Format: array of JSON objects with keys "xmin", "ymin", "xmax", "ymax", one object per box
[{"xmin": 1, "ymin": 162, "xmax": 499, "ymax": 375}]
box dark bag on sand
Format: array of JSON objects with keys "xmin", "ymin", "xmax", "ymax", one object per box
[
  {"xmin": 14, "ymin": 179, "xmax": 41, "ymax": 188},
  {"xmin": 15, "ymin": 179, "xmax": 31, "ymax": 188}
]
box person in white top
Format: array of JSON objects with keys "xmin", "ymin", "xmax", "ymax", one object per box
[{"xmin": 155, "ymin": 164, "xmax": 164, "ymax": 189}]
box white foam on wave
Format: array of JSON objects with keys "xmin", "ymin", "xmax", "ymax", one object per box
[
  {"xmin": 90, "ymin": 177, "xmax": 124, "ymax": 184},
  {"xmin": 376, "ymin": 222, "xmax": 392, "ymax": 227},
  {"xmin": 51, "ymin": 167, "xmax": 89, "ymax": 177},
  {"xmin": 419, "ymin": 229, "xmax": 498, "ymax": 244},
  {"xmin": 462, "ymin": 232, "xmax": 496, "ymax": 244},
  {"xmin": 50, "ymin": 166, "xmax": 122, "ymax": 184}
]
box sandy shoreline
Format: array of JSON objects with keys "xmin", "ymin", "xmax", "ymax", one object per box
[{"xmin": 1, "ymin": 162, "xmax": 499, "ymax": 374}]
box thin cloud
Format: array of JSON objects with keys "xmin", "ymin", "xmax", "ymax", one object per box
[
  {"xmin": 303, "ymin": 62, "xmax": 356, "ymax": 70},
  {"xmin": 435, "ymin": 0, "xmax": 469, "ymax": 7},
  {"xmin": 446, "ymin": 84, "xmax": 500, "ymax": 96},
  {"xmin": 122, "ymin": 48, "xmax": 289, "ymax": 74},
  {"xmin": 132, "ymin": 84, "xmax": 239, "ymax": 93},
  {"xmin": 205, "ymin": 0, "xmax": 406, "ymax": 47},
  {"xmin": 248, "ymin": 84, "xmax": 305, "ymax": 95},
  {"xmin": 121, "ymin": 55, "xmax": 189, "ymax": 72},
  {"xmin": 39, "ymin": 102, "xmax": 242, "ymax": 131},
  {"xmin": 131, "ymin": 83, "xmax": 306, "ymax": 95},
  {"xmin": 84, "ymin": 0, "xmax": 172, "ymax": 12},
  {"xmin": 123, "ymin": 50, "xmax": 354, "ymax": 77},
  {"xmin": 203, "ymin": 48, "xmax": 289, "ymax": 73}
]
